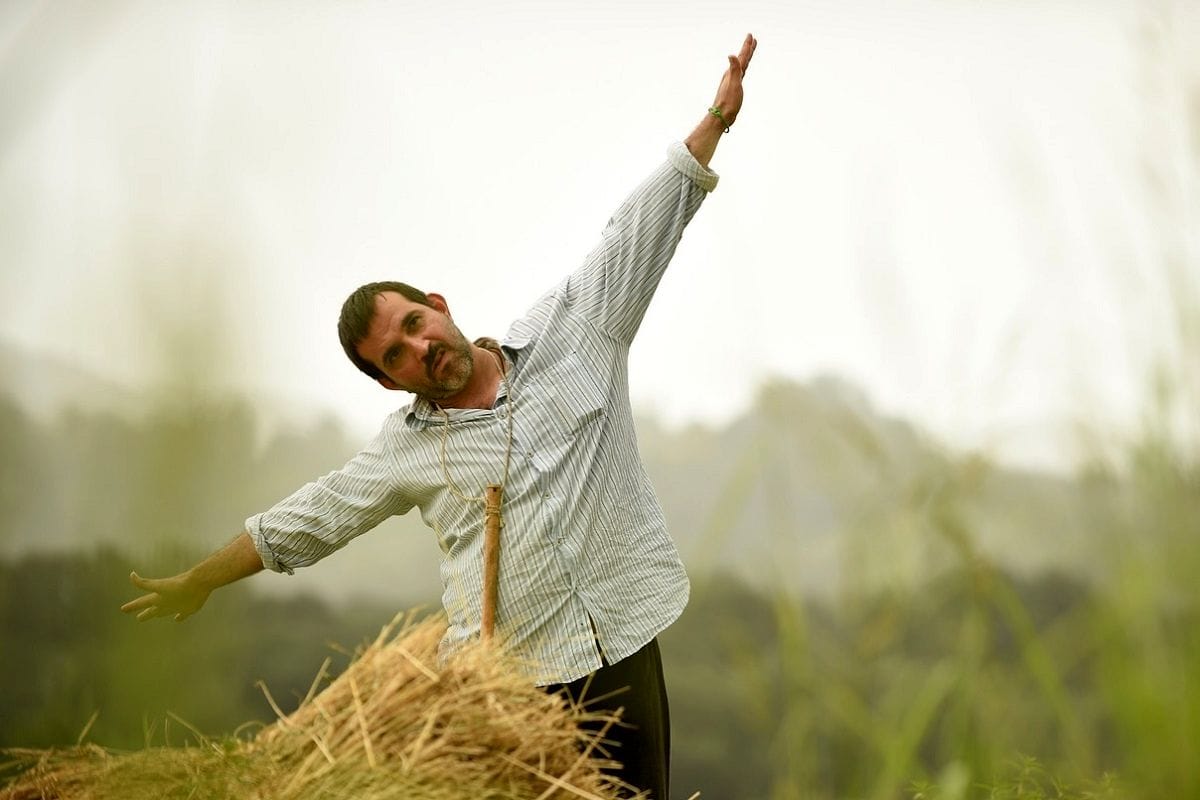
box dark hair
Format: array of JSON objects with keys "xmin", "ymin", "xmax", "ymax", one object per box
[{"xmin": 338, "ymin": 281, "xmax": 433, "ymax": 380}]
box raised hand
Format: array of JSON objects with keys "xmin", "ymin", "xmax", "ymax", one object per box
[
  {"xmin": 686, "ymin": 33, "xmax": 758, "ymax": 167},
  {"xmin": 711, "ymin": 33, "xmax": 757, "ymax": 128}
]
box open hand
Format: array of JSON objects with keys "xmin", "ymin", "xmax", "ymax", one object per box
[
  {"xmin": 120, "ymin": 570, "xmax": 210, "ymax": 622},
  {"xmin": 711, "ymin": 33, "xmax": 757, "ymax": 128}
]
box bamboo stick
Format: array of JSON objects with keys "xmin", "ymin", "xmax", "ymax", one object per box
[{"xmin": 481, "ymin": 484, "xmax": 503, "ymax": 644}]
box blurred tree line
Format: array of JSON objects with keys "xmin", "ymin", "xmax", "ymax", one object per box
[
  {"xmin": 2, "ymin": 543, "xmax": 1194, "ymax": 799},
  {"xmin": 1, "ymin": 373, "xmax": 1198, "ymax": 798},
  {"xmin": 0, "ymin": 393, "xmax": 353, "ymax": 564},
  {"xmin": 0, "ymin": 546, "xmax": 395, "ymax": 749}
]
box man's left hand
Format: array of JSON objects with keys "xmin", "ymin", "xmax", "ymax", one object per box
[{"xmin": 711, "ymin": 33, "xmax": 757, "ymax": 128}]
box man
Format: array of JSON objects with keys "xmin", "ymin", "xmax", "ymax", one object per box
[{"xmin": 122, "ymin": 33, "xmax": 757, "ymax": 798}]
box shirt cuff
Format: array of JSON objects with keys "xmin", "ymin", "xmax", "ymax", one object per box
[
  {"xmin": 245, "ymin": 514, "xmax": 295, "ymax": 575},
  {"xmin": 667, "ymin": 141, "xmax": 719, "ymax": 192}
]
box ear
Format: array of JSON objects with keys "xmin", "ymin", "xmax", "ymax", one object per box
[
  {"xmin": 426, "ymin": 292, "xmax": 450, "ymax": 315},
  {"xmin": 376, "ymin": 376, "xmax": 402, "ymax": 391}
]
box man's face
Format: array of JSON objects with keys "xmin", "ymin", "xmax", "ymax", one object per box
[{"xmin": 355, "ymin": 291, "xmax": 474, "ymax": 400}]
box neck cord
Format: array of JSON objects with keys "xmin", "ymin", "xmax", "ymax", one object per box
[{"xmin": 435, "ymin": 347, "xmax": 514, "ymax": 505}]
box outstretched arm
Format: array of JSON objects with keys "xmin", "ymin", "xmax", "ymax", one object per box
[
  {"xmin": 120, "ymin": 531, "xmax": 263, "ymax": 622},
  {"xmin": 685, "ymin": 33, "xmax": 757, "ymax": 168},
  {"xmin": 551, "ymin": 35, "xmax": 758, "ymax": 343}
]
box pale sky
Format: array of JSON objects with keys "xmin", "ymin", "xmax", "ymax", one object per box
[{"xmin": 1, "ymin": 0, "xmax": 1196, "ymax": 473}]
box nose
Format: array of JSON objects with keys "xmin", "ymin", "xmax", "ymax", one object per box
[
  {"xmin": 406, "ymin": 336, "xmax": 429, "ymax": 364},
  {"xmin": 384, "ymin": 336, "xmax": 428, "ymax": 379},
  {"xmin": 414, "ymin": 338, "xmax": 442, "ymax": 377}
]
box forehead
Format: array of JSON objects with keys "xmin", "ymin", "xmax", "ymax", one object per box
[
  {"xmin": 372, "ymin": 291, "xmax": 424, "ymax": 320},
  {"xmin": 357, "ymin": 292, "xmax": 424, "ymax": 360}
]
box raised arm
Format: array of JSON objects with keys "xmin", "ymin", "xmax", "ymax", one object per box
[
  {"xmin": 685, "ymin": 33, "xmax": 757, "ymax": 168},
  {"xmin": 120, "ymin": 531, "xmax": 263, "ymax": 622},
  {"xmin": 533, "ymin": 35, "xmax": 758, "ymax": 345}
]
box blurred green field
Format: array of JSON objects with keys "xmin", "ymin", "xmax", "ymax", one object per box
[{"xmin": 2, "ymin": 376, "xmax": 1196, "ymax": 799}]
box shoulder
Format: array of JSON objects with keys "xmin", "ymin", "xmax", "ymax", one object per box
[{"xmin": 502, "ymin": 280, "xmax": 567, "ymax": 351}]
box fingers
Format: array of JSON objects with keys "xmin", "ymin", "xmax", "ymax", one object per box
[
  {"xmin": 723, "ymin": 33, "xmax": 755, "ymax": 86},
  {"xmin": 129, "ymin": 570, "xmax": 156, "ymax": 591},
  {"xmin": 121, "ymin": 592, "xmax": 157, "ymax": 614},
  {"xmin": 123, "ymin": 571, "xmax": 168, "ymax": 619},
  {"xmin": 739, "ymin": 33, "xmax": 757, "ymax": 73},
  {"xmin": 122, "ymin": 570, "xmax": 203, "ymax": 623},
  {"xmin": 122, "ymin": 572, "xmax": 156, "ymax": 615},
  {"xmin": 125, "ymin": 599, "xmax": 191, "ymax": 622},
  {"xmin": 123, "ymin": 597, "xmax": 162, "ymax": 620}
]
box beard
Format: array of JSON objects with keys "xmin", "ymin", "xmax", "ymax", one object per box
[{"xmin": 421, "ymin": 323, "xmax": 474, "ymax": 400}]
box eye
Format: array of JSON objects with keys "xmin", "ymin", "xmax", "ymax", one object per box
[{"xmin": 406, "ymin": 314, "xmax": 422, "ymax": 333}]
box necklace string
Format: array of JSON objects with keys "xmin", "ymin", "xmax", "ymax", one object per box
[{"xmin": 435, "ymin": 346, "xmax": 514, "ymax": 505}]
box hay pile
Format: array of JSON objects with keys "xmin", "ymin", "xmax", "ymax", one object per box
[{"xmin": 1, "ymin": 614, "xmax": 636, "ymax": 800}]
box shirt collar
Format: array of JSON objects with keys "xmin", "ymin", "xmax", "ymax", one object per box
[{"xmin": 402, "ymin": 343, "xmax": 523, "ymax": 428}]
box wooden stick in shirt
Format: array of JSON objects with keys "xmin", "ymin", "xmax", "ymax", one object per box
[{"xmin": 481, "ymin": 483, "xmax": 503, "ymax": 644}]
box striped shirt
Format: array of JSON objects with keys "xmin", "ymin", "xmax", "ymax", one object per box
[{"xmin": 247, "ymin": 142, "xmax": 719, "ymax": 684}]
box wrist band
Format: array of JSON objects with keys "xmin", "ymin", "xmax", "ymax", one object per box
[{"xmin": 708, "ymin": 106, "xmax": 731, "ymax": 133}]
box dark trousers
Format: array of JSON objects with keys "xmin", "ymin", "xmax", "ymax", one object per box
[{"xmin": 543, "ymin": 638, "xmax": 671, "ymax": 799}]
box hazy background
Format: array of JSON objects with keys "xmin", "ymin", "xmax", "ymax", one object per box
[
  {"xmin": 4, "ymin": 0, "xmax": 1196, "ymax": 470},
  {"xmin": 1, "ymin": 2, "xmax": 1197, "ymax": 798}
]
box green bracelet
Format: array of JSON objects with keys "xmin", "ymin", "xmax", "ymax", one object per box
[{"xmin": 708, "ymin": 106, "xmax": 731, "ymax": 133}]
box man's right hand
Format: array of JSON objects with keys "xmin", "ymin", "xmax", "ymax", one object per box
[
  {"xmin": 121, "ymin": 571, "xmax": 211, "ymax": 622},
  {"xmin": 120, "ymin": 531, "xmax": 264, "ymax": 622}
]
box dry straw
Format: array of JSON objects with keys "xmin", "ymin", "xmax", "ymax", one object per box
[{"xmin": 1, "ymin": 613, "xmax": 644, "ymax": 800}]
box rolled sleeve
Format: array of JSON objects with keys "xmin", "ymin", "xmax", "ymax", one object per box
[
  {"xmin": 557, "ymin": 142, "xmax": 716, "ymax": 343},
  {"xmin": 244, "ymin": 427, "xmax": 411, "ymax": 575},
  {"xmin": 667, "ymin": 141, "xmax": 719, "ymax": 192},
  {"xmin": 246, "ymin": 515, "xmax": 295, "ymax": 574}
]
